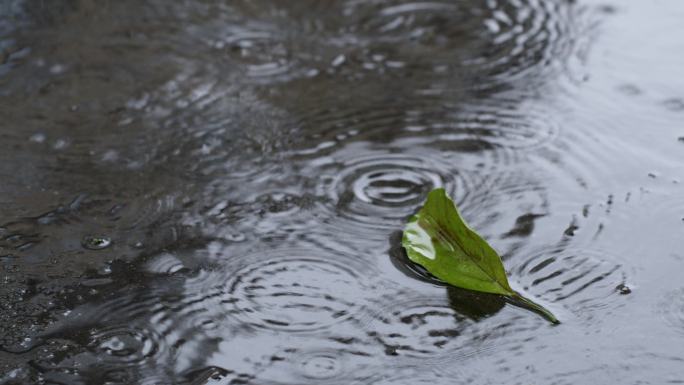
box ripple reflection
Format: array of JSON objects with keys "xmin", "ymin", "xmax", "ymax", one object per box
[
  {"xmin": 512, "ymin": 245, "xmax": 628, "ymax": 316},
  {"xmin": 88, "ymin": 325, "xmax": 163, "ymax": 367},
  {"xmin": 225, "ymin": 248, "xmax": 380, "ymax": 332}
]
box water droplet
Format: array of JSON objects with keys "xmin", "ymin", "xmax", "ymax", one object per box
[
  {"xmin": 299, "ymin": 353, "xmax": 342, "ymax": 379},
  {"xmin": 331, "ymin": 54, "xmax": 346, "ymax": 67},
  {"xmin": 82, "ymin": 235, "xmax": 112, "ymax": 250},
  {"xmin": 88, "ymin": 326, "xmax": 163, "ymax": 365},
  {"xmin": 53, "ymin": 139, "xmax": 68, "ymax": 150},
  {"xmin": 102, "ymin": 150, "xmax": 119, "ymax": 162},
  {"xmin": 226, "ymin": 232, "xmax": 246, "ymax": 242},
  {"xmin": 616, "ymin": 284, "xmax": 631, "ymax": 295},
  {"xmin": 29, "ymin": 133, "xmax": 46, "ymax": 143}
]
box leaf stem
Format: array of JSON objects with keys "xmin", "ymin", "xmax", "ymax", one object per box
[{"xmin": 510, "ymin": 292, "xmax": 560, "ymax": 324}]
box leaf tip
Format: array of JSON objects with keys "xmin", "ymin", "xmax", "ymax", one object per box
[{"xmin": 427, "ymin": 187, "xmax": 447, "ymax": 199}]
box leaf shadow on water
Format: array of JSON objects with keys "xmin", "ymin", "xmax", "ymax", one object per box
[{"xmin": 388, "ymin": 230, "xmax": 505, "ymax": 322}]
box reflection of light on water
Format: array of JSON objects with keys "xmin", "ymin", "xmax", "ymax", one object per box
[{"xmin": 403, "ymin": 220, "xmax": 436, "ymax": 260}]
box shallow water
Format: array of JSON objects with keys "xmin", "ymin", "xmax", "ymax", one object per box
[{"xmin": 1, "ymin": 0, "xmax": 683, "ymax": 384}]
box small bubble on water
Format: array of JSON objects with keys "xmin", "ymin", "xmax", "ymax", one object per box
[
  {"xmin": 21, "ymin": 337, "xmax": 33, "ymax": 348},
  {"xmin": 82, "ymin": 235, "xmax": 112, "ymax": 250},
  {"xmin": 102, "ymin": 150, "xmax": 119, "ymax": 162},
  {"xmin": 616, "ymin": 284, "xmax": 631, "ymax": 295},
  {"xmin": 53, "ymin": 139, "xmax": 68, "ymax": 150},
  {"xmin": 227, "ymin": 232, "xmax": 246, "ymax": 242},
  {"xmin": 300, "ymin": 354, "xmax": 341, "ymax": 379},
  {"xmin": 29, "ymin": 133, "xmax": 46, "ymax": 143}
]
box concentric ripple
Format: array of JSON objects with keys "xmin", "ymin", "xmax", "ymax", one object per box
[
  {"xmin": 309, "ymin": 149, "xmax": 477, "ymax": 238},
  {"xmin": 88, "ymin": 325, "xmax": 164, "ymax": 366},
  {"xmin": 358, "ymin": 296, "xmax": 485, "ymax": 361},
  {"xmin": 0, "ymin": 192, "xmax": 183, "ymax": 263},
  {"xmin": 305, "ymin": 141, "xmax": 548, "ymax": 242},
  {"xmin": 356, "ymin": 292, "xmax": 545, "ymax": 376},
  {"xmin": 216, "ymin": 24, "xmax": 312, "ymax": 84},
  {"xmin": 297, "ymin": 350, "xmax": 344, "ymax": 380},
  {"xmin": 464, "ymin": 0, "xmax": 584, "ymax": 89},
  {"xmin": 345, "ymin": 0, "xmax": 468, "ymax": 47},
  {"xmin": 224, "ymin": 248, "xmax": 380, "ymax": 332},
  {"xmin": 511, "ymin": 246, "xmax": 627, "ymax": 314},
  {"xmin": 322, "ymin": 153, "xmax": 455, "ymax": 220},
  {"xmin": 453, "ymin": 98, "xmax": 563, "ymax": 149},
  {"xmin": 341, "ymin": 0, "xmax": 584, "ymax": 91}
]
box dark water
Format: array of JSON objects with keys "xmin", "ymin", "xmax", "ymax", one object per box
[{"xmin": 1, "ymin": 0, "xmax": 683, "ymax": 383}]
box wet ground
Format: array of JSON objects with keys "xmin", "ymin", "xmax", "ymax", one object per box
[{"xmin": 1, "ymin": 0, "xmax": 683, "ymax": 384}]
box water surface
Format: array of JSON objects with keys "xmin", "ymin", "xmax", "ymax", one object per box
[{"xmin": 1, "ymin": 0, "xmax": 684, "ymax": 384}]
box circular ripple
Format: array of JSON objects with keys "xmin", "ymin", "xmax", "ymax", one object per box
[
  {"xmin": 356, "ymin": 293, "xmax": 550, "ymax": 380},
  {"xmin": 463, "ymin": 0, "xmax": 583, "ymax": 90},
  {"xmin": 450, "ymin": 99, "xmax": 562, "ymax": 150},
  {"xmin": 511, "ymin": 246, "xmax": 627, "ymax": 313},
  {"xmin": 342, "ymin": 0, "xmax": 583, "ymax": 91},
  {"xmin": 327, "ymin": 154, "xmax": 453, "ymax": 211},
  {"xmin": 71, "ymin": 270, "xmax": 219, "ymax": 343},
  {"xmin": 143, "ymin": 252, "xmax": 187, "ymax": 275},
  {"xmin": 311, "ymin": 151, "xmax": 475, "ymax": 237},
  {"xmin": 225, "ymin": 248, "xmax": 379, "ymax": 332},
  {"xmin": 286, "ymin": 89, "xmax": 561, "ymax": 167},
  {"xmin": 660, "ymin": 288, "xmax": 684, "ymax": 336},
  {"xmin": 355, "ymin": 294, "xmax": 547, "ymax": 381},
  {"xmin": 297, "ymin": 351, "xmax": 344, "ymax": 380},
  {"xmin": 345, "ymin": 0, "xmax": 470, "ymax": 50},
  {"xmin": 216, "ymin": 25, "xmax": 311, "ymax": 84},
  {"xmin": 358, "ymin": 297, "xmax": 482, "ymax": 360},
  {"xmin": 305, "ymin": 143, "xmax": 548, "ymax": 242},
  {"xmin": 88, "ymin": 326, "xmax": 164, "ymax": 366}
]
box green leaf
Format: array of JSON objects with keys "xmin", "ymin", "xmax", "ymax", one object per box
[{"xmin": 402, "ymin": 188, "xmax": 559, "ymax": 324}]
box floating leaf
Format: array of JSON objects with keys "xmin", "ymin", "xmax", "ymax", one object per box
[{"xmin": 402, "ymin": 188, "xmax": 559, "ymax": 324}]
